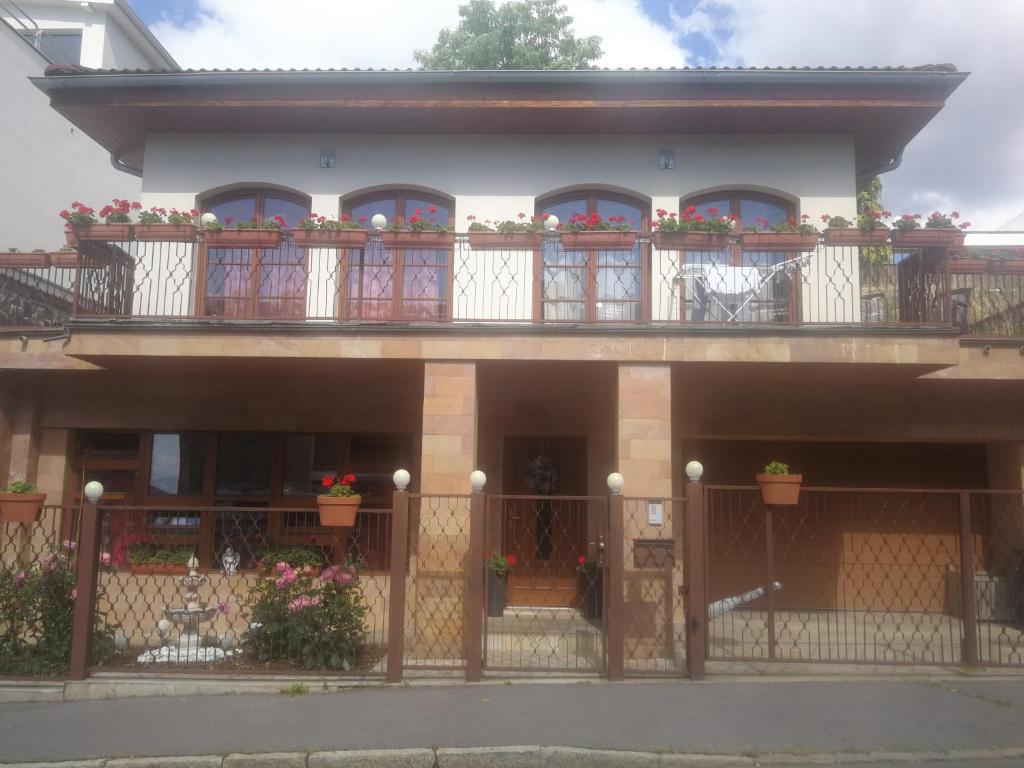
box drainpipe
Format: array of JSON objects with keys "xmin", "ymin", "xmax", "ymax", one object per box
[{"xmin": 856, "ymin": 149, "xmax": 904, "ymax": 190}]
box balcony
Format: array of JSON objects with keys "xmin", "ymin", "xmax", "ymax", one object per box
[{"xmin": 0, "ymin": 233, "xmax": 1021, "ymax": 337}]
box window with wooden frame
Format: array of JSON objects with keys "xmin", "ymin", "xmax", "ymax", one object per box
[
  {"xmin": 342, "ymin": 190, "xmax": 454, "ymax": 321},
  {"xmin": 199, "ymin": 189, "xmax": 310, "ymax": 319},
  {"xmin": 536, "ymin": 191, "xmax": 650, "ymax": 323},
  {"xmin": 679, "ymin": 191, "xmax": 799, "ymax": 323}
]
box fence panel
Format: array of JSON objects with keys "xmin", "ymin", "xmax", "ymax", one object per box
[
  {"xmin": 621, "ymin": 497, "xmax": 688, "ymax": 677},
  {"xmin": 90, "ymin": 506, "xmax": 390, "ymax": 675},
  {"xmin": 707, "ymin": 487, "xmax": 966, "ymax": 665},
  {"xmin": 1, "ymin": 507, "xmax": 81, "ymax": 677},
  {"xmin": 970, "ymin": 492, "xmax": 1024, "ymax": 665}
]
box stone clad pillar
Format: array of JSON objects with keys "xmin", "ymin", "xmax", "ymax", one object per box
[
  {"xmin": 420, "ymin": 362, "xmax": 477, "ymax": 494},
  {"xmin": 617, "ymin": 364, "xmax": 672, "ymax": 498}
]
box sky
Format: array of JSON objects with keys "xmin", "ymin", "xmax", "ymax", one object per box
[{"xmin": 126, "ymin": 0, "xmax": 1024, "ymax": 230}]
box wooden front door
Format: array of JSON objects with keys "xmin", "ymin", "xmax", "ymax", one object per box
[{"xmin": 501, "ymin": 436, "xmax": 588, "ymax": 607}]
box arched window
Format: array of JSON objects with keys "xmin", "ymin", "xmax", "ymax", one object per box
[
  {"xmin": 679, "ymin": 190, "xmax": 798, "ymax": 322},
  {"xmin": 342, "ymin": 189, "xmax": 454, "ymax": 321},
  {"xmin": 200, "ymin": 189, "xmax": 310, "ymax": 319},
  {"xmin": 536, "ymin": 191, "xmax": 650, "ymax": 323}
]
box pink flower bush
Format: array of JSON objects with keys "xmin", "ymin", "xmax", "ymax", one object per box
[{"xmin": 287, "ymin": 594, "xmax": 322, "ymax": 613}]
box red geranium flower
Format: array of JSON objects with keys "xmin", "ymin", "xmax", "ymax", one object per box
[
  {"xmin": 341, "ymin": 473, "xmax": 356, "ymax": 485},
  {"xmin": 321, "ymin": 475, "xmax": 335, "ymax": 488},
  {"xmin": 506, "ymin": 554, "xmax": 518, "ymax": 567},
  {"xmin": 578, "ymin": 555, "xmax": 587, "ymax": 565}
]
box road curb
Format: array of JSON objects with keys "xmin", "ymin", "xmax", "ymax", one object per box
[{"xmin": 5, "ymin": 746, "xmax": 1024, "ymax": 768}]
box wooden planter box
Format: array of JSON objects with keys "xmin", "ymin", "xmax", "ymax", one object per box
[
  {"xmin": 134, "ymin": 223, "xmax": 198, "ymax": 242},
  {"xmin": 317, "ymin": 495, "xmax": 361, "ymax": 527},
  {"xmin": 561, "ymin": 231, "xmax": 638, "ymax": 250},
  {"xmin": 890, "ymin": 228, "xmax": 966, "ymax": 248},
  {"xmin": 0, "ymin": 493, "xmax": 46, "ymax": 523},
  {"xmin": 755, "ymin": 474, "xmax": 803, "ymax": 506},
  {"xmin": 129, "ymin": 563, "xmax": 189, "ymax": 575},
  {"xmin": 823, "ymin": 228, "xmax": 891, "ymax": 246},
  {"xmin": 291, "ymin": 229, "xmax": 369, "ymax": 249},
  {"xmin": 653, "ymin": 231, "xmax": 731, "ymax": 251},
  {"xmin": 66, "ymin": 224, "xmax": 133, "ymax": 246},
  {"xmin": 203, "ymin": 229, "xmax": 283, "ymax": 249},
  {"xmin": 379, "ymin": 231, "xmax": 455, "ymax": 248},
  {"xmin": 468, "ymin": 231, "xmax": 542, "ymax": 250},
  {"xmin": 741, "ymin": 232, "xmax": 820, "ymax": 251}
]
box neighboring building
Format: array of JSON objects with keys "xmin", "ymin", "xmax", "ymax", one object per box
[
  {"xmin": 2, "ymin": 64, "xmax": 1024, "ymax": 680},
  {"xmin": 0, "ymin": 0, "xmax": 177, "ymax": 250}
]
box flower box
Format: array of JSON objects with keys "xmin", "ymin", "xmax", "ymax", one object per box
[
  {"xmin": 755, "ymin": 474, "xmax": 803, "ymax": 506},
  {"xmin": 317, "ymin": 495, "xmax": 361, "ymax": 527},
  {"xmin": 741, "ymin": 232, "xmax": 820, "ymax": 251},
  {"xmin": 128, "ymin": 563, "xmax": 188, "ymax": 576},
  {"xmin": 822, "ymin": 228, "xmax": 890, "ymax": 246},
  {"xmin": 890, "ymin": 229, "xmax": 966, "ymax": 248},
  {"xmin": 0, "ymin": 492, "xmax": 46, "ymax": 523},
  {"xmin": 653, "ymin": 231, "xmax": 731, "ymax": 251},
  {"xmin": 468, "ymin": 232, "xmax": 542, "ymax": 250},
  {"xmin": 66, "ymin": 224, "xmax": 133, "ymax": 246},
  {"xmin": 291, "ymin": 229, "xmax": 369, "ymax": 249},
  {"xmin": 561, "ymin": 231, "xmax": 638, "ymax": 250},
  {"xmin": 379, "ymin": 231, "xmax": 455, "ymax": 249},
  {"xmin": 134, "ymin": 223, "xmax": 198, "ymax": 242},
  {"xmin": 203, "ymin": 229, "xmax": 283, "ymax": 249}
]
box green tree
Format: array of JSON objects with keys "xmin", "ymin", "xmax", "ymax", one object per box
[{"xmin": 415, "ymin": 0, "xmax": 603, "ymax": 71}]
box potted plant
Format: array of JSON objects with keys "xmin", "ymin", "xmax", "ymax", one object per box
[
  {"xmin": 652, "ymin": 206, "xmax": 736, "ymax": 250},
  {"xmin": 379, "ymin": 208, "xmax": 455, "ymax": 248},
  {"xmin": 890, "ymin": 211, "xmax": 969, "ymax": 248},
  {"xmin": 317, "ymin": 473, "xmax": 361, "ymax": 527},
  {"xmin": 254, "ymin": 543, "xmax": 325, "ymax": 574},
  {"xmin": 576, "ymin": 555, "xmax": 603, "ymax": 620},
  {"xmin": 755, "ymin": 461, "xmax": 803, "ymax": 506},
  {"xmin": 560, "ymin": 213, "xmax": 637, "ymax": 250},
  {"xmin": 128, "ymin": 544, "xmax": 193, "ymax": 575},
  {"xmin": 62, "ymin": 199, "xmax": 138, "ymax": 245},
  {"xmin": 292, "ymin": 213, "xmax": 370, "ymax": 248},
  {"xmin": 0, "ymin": 480, "xmax": 47, "ymax": 523},
  {"xmin": 466, "ymin": 213, "xmax": 543, "ymax": 249},
  {"xmin": 203, "ymin": 215, "xmax": 285, "ymax": 248},
  {"xmin": 741, "ymin": 215, "xmax": 820, "ymax": 251},
  {"xmin": 135, "ymin": 207, "xmax": 199, "ymax": 241},
  {"xmin": 820, "ymin": 212, "xmax": 892, "ymax": 246},
  {"xmin": 484, "ymin": 552, "xmax": 517, "ymax": 617}
]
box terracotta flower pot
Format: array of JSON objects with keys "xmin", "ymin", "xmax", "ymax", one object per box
[
  {"xmin": 755, "ymin": 474, "xmax": 803, "ymax": 506},
  {"xmin": 890, "ymin": 228, "xmax": 966, "ymax": 248},
  {"xmin": 203, "ymin": 229, "xmax": 283, "ymax": 249},
  {"xmin": 291, "ymin": 229, "xmax": 369, "ymax": 249},
  {"xmin": 741, "ymin": 232, "xmax": 820, "ymax": 251},
  {"xmin": 467, "ymin": 231, "xmax": 542, "ymax": 250},
  {"xmin": 0, "ymin": 492, "xmax": 46, "ymax": 523},
  {"xmin": 134, "ymin": 223, "xmax": 198, "ymax": 242},
  {"xmin": 822, "ymin": 228, "xmax": 891, "ymax": 246},
  {"xmin": 653, "ymin": 231, "xmax": 731, "ymax": 251},
  {"xmin": 317, "ymin": 495, "xmax": 361, "ymax": 527},
  {"xmin": 561, "ymin": 231, "xmax": 638, "ymax": 250},
  {"xmin": 67, "ymin": 223, "xmax": 133, "ymax": 245},
  {"xmin": 379, "ymin": 231, "xmax": 455, "ymax": 248}
]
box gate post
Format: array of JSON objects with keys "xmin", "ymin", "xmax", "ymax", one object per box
[
  {"xmin": 684, "ymin": 461, "xmax": 707, "ymax": 680},
  {"xmin": 386, "ymin": 470, "xmax": 411, "ymax": 683},
  {"xmin": 465, "ymin": 471, "xmax": 487, "ymax": 682},
  {"xmin": 606, "ymin": 473, "xmax": 625, "ymax": 681},
  {"xmin": 958, "ymin": 490, "xmax": 979, "ymax": 667},
  {"xmin": 69, "ymin": 482, "xmax": 103, "ymax": 681}
]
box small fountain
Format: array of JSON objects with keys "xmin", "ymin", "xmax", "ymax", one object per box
[{"xmin": 137, "ymin": 555, "xmax": 232, "ymax": 664}]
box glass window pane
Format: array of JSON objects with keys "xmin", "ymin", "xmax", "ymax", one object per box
[
  {"xmin": 691, "ymin": 199, "xmax": 731, "ymax": 220},
  {"xmin": 595, "ymin": 199, "xmax": 642, "ymax": 229},
  {"xmin": 404, "ymin": 199, "xmax": 450, "ymax": 226},
  {"xmin": 149, "ymin": 433, "xmax": 206, "ymax": 496},
  {"xmin": 216, "ymin": 434, "xmax": 272, "ymax": 496},
  {"xmin": 20, "ymin": 30, "xmax": 83, "ymax": 65},
  {"xmin": 262, "ymin": 197, "xmax": 308, "ymax": 227},
  {"xmin": 282, "ymin": 434, "xmax": 339, "ymax": 496},
  {"xmin": 540, "ymin": 199, "xmax": 587, "ymax": 226},
  {"xmin": 350, "ymin": 199, "xmax": 397, "ymax": 229},
  {"xmin": 209, "ymin": 197, "xmax": 256, "ymax": 227},
  {"xmin": 740, "ymin": 198, "xmax": 789, "ymax": 228}
]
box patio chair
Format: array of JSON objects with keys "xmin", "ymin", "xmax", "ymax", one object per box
[{"xmin": 673, "ymin": 254, "xmax": 809, "ymax": 322}]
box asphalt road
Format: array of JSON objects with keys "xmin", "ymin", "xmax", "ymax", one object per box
[{"xmin": 1, "ymin": 678, "xmax": 1024, "ymax": 763}]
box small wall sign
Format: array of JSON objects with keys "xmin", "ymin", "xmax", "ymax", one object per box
[{"xmin": 647, "ymin": 500, "xmax": 664, "ymax": 526}]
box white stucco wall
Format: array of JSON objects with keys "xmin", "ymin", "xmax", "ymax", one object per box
[{"xmin": 140, "ymin": 132, "xmax": 859, "ymax": 323}]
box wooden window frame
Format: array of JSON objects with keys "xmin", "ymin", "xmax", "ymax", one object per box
[
  {"xmin": 197, "ymin": 188, "xmax": 312, "ymax": 319},
  {"xmin": 342, "ymin": 189, "xmax": 455, "ymax": 322},
  {"xmin": 535, "ymin": 190, "xmax": 651, "ymax": 324}
]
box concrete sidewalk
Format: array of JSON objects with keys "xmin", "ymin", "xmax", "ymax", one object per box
[{"xmin": 2, "ymin": 678, "xmax": 1024, "ymax": 765}]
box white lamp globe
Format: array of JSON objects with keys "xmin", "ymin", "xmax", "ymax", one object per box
[
  {"xmin": 469, "ymin": 470, "xmax": 487, "ymax": 492},
  {"xmin": 543, "ymin": 214, "xmax": 559, "ymax": 231},
  {"xmin": 606, "ymin": 472, "xmax": 624, "ymax": 495},
  {"xmin": 84, "ymin": 481, "xmax": 104, "ymax": 502},
  {"xmin": 199, "ymin": 212, "xmax": 218, "ymax": 227},
  {"xmin": 685, "ymin": 460, "xmax": 704, "ymax": 483},
  {"xmin": 370, "ymin": 213, "xmax": 388, "ymax": 230},
  {"xmin": 393, "ymin": 469, "xmax": 411, "ymax": 491}
]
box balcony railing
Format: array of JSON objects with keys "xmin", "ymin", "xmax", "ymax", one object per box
[{"xmin": 1, "ymin": 234, "xmax": 1020, "ymax": 337}]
